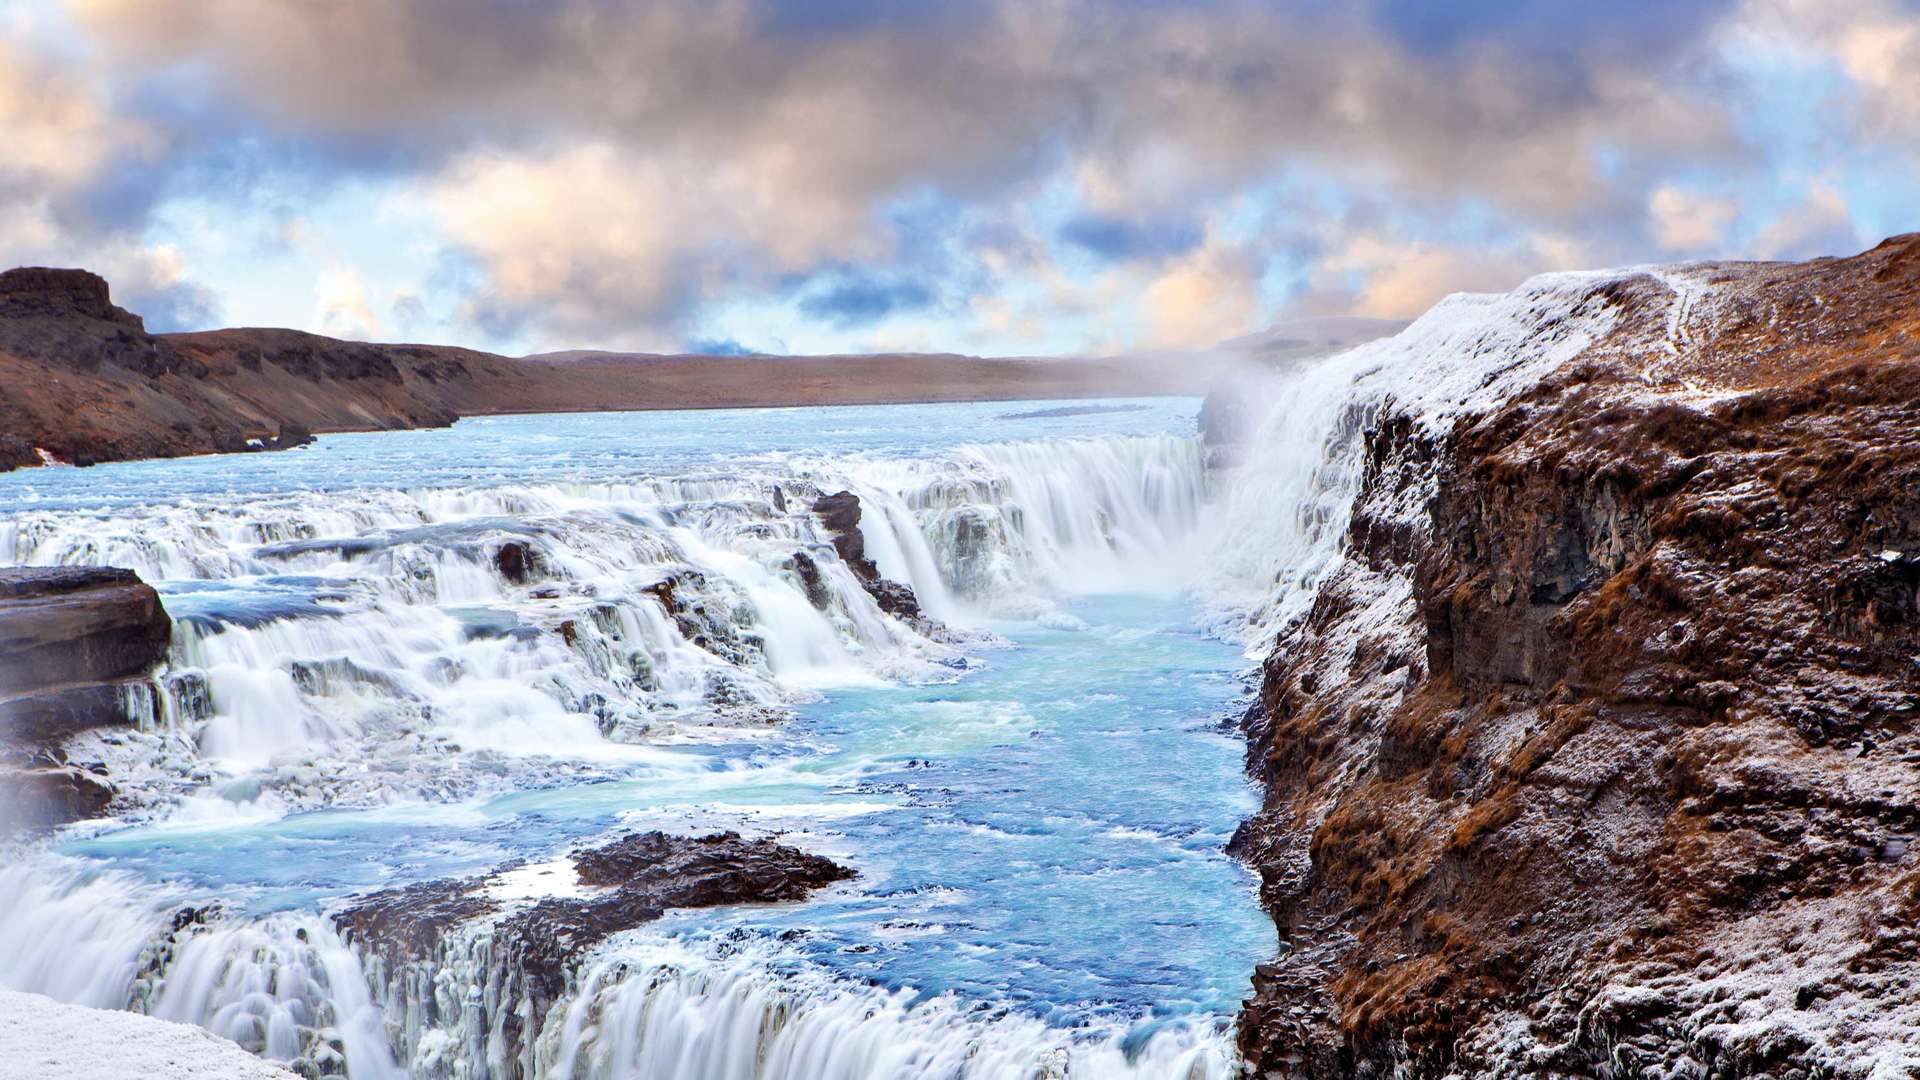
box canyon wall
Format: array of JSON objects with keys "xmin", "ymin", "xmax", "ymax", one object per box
[
  {"xmin": 0, "ymin": 268, "xmax": 503, "ymax": 471},
  {"xmin": 0, "ymin": 267, "xmax": 1206, "ymax": 474},
  {"xmin": 1232, "ymin": 237, "xmax": 1920, "ymax": 1076}
]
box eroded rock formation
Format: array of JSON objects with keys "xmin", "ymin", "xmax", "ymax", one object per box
[
  {"xmin": 336, "ymin": 830, "xmax": 852, "ymax": 1078},
  {"xmin": 0, "ymin": 267, "xmax": 512, "ymax": 471},
  {"xmin": 813, "ymin": 490, "xmax": 931, "ymax": 625},
  {"xmin": 0, "ymin": 566, "xmax": 172, "ymax": 833},
  {"xmin": 1232, "ymin": 237, "xmax": 1920, "ymax": 1075}
]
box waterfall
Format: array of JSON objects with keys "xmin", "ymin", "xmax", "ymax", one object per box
[
  {"xmin": 0, "ymin": 857, "xmax": 1234, "ymax": 1079},
  {"xmin": 0, "ymin": 859, "xmax": 405, "ymax": 1078},
  {"xmin": 1197, "ymin": 268, "xmax": 1627, "ymax": 650},
  {"xmin": 2, "ymin": 422, "xmax": 1233, "ymax": 1078},
  {"xmin": 536, "ymin": 941, "xmax": 1234, "ymax": 1080},
  {"xmin": 4, "ymin": 433, "xmax": 1209, "ymax": 815},
  {"xmin": 840, "ymin": 434, "xmax": 1207, "ymax": 608},
  {"xmin": 0, "ymin": 267, "xmax": 1631, "ymax": 1080}
]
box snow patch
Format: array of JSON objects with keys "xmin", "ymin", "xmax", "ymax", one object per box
[{"xmin": 0, "ymin": 988, "xmax": 296, "ymax": 1079}]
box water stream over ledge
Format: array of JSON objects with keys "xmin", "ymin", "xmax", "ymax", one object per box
[{"xmin": 1, "ymin": 398, "xmax": 1273, "ymax": 1078}]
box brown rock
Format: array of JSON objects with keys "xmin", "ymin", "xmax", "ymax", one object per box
[
  {"xmin": 0, "ymin": 567, "xmax": 172, "ymax": 695},
  {"xmin": 0, "ymin": 765, "xmax": 115, "ymax": 836},
  {"xmin": 0, "ymin": 265, "xmax": 1214, "ymax": 475},
  {"xmin": 1234, "ymin": 236, "xmax": 1920, "ymax": 1076},
  {"xmin": 0, "ymin": 567, "xmax": 170, "ymax": 831}
]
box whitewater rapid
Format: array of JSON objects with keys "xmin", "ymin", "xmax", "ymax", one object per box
[
  {"xmin": 1, "ymin": 399, "xmax": 1261, "ymax": 1079},
  {"xmin": 2, "ymin": 420, "xmax": 1203, "ymax": 807},
  {"xmin": 0, "ymin": 269, "xmax": 1629, "ymax": 1080}
]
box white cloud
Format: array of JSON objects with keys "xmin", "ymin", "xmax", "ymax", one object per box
[
  {"xmin": 1293, "ymin": 233, "xmax": 1553, "ymax": 321},
  {"xmin": 57, "ymin": 0, "xmax": 1756, "ymax": 347},
  {"xmin": 1724, "ymin": 0, "xmax": 1920, "ymax": 141},
  {"xmin": 1650, "ymin": 185, "xmax": 1741, "ymax": 253},
  {"xmin": 0, "ymin": 31, "xmax": 215, "ymax": 327},
  {"xmin": 1749, "ymin": 181, "xmax": 1859, "ymax": 259},
  {"xmin": 425, "ymin": 139, "xmax": 888, "ymax": 348},
  {"xmin": 0, "ymin": 38, "xmax": 153, "ymax": 197},
  {"xmin": 314, "ymin": 265, "xmax": 382, "ymax": 341},
  {"xmin": 1141, "ymin": 242, "xmax": 1259, "ymax": 348}
]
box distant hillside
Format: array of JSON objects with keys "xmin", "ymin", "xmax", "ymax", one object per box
[
  {"xmin": 495, "ymin": 350, "xmax": 1199, "ymax": 415},
  {"xmin": 0, "ymin": 267, "xmax": 1204, "ymax": 473}
]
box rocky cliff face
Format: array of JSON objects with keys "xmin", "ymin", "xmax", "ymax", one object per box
[
  {"xmin": 0, "ymin": 566, "xmax": 172, "ymax": 833},
  {"xmin": 0, "ymin": 267, "xmax": 521, "ymax": 471},
  {"xmin": 1232, "ymin": 237, "xmax": 1920, "ymax": 1077},
  {"xmin": 813, "ymin": 490, "xmax": 947, "ymax": 635}
]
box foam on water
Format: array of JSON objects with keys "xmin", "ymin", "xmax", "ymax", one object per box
[
  {"xmin": 1199, "ymin": 270, "xmax": 1623, "ymax": 648},
  {"xmin": 0, "ymin": 268, "xmax": 1630, "ymax": 1079},
  {"xmin": 1, "ymin": 592, "xmax": 1266, "ymax": 1078},
  {"xmin": 2, "ymin": 398, "xmax": 1268, "ymax": 1078},
  {"xmin": 4, "ymin": 402, "xmax": 1214, "ymax": 810}
]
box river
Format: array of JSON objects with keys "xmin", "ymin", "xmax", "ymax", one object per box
[{"xmin": 1, "ymin": 397, "xmax": 1278, "ymax": 1078}]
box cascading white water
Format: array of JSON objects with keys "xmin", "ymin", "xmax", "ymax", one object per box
[
  {"xmin": 2, "ymin": 419, "xmax": 1239, "ymax": 1079},
  {"xmin": 537, "ymin": 942, "xmax": 1236, "ymax": 1080},
  {"xmin": 1198, "ymin": 269, "xmax": 1625, "ymax": 650},
  {"xmin": 840, "ymin": 434, "xmax": 1207, "ymax": 607},
  {"xmin": 0, "ymin": 267, "xmax": 1630, "ymax": 1080},
  {"xmin": 4, "ymin": 432, "xmax": 1209, "ymax": 816},
  {"xmin": 0, "ymin": 848, "xmax": 1240, "ymax": 1079},
  {"xmin": 0, "ymin": 859, "xmax": 405, "ymax": 1078}
]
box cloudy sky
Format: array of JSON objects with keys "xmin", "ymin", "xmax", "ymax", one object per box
[{"xmin": 3, "ymin": 0, "xmax": 1916, "ymax": 357}]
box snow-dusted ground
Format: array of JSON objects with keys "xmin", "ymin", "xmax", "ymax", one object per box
[{"xmin": 0, "ymin": 989, "xmax": 295, "ymax": 1079}]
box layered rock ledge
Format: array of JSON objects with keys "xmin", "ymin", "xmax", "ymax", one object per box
[
  {"xmin": 0, "ymin": 565, "xmax": 172, "ymax": 834},
  {"xmin": 1232, "ymin": 236, "xmax": 1920, "ymax": 1076}
]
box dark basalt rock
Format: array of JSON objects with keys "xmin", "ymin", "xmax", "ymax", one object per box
[
  {"xmin": 812, "ymin": 490, "xmax": 935, "ymax": 626},
  {"xmin": 502, "ymin": 831, "xmax": 852, "ymax": 1011},
  {"xmin": 334, "ymin": 877, "xmax": 502, "ymax": 965},
  {"xmin": 641, "ymin": 570, "xmax": 760, "ymax": 666},
  {"xmin": 786, "ymin": 550, "xmax": 832, "ymax": 610},
  {"xmin": 493, "ymin": 540, "xmax": 547, "ymax": 584},
  {"xmin": 336, "ymin": 830, "xmax": 852, "ymax": 1079},
  {"xmin": 572, "ymin": 829, "xmax": 852, "ymax": 894}
]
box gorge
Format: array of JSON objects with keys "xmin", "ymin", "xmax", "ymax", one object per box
[{"xmin": 2, "ymin": 236, "xmax": 1918, "ymax": 1078}]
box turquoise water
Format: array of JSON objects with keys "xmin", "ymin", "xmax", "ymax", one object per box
[
  {"xmin": 0, "ymin": 397, "xmax": 1198, "ymax": 512},
  {"xmin": 8, "ymin": 396, "xmax": 1271, "ymax": 1071},
  {"xmin": 60, "ymin": 590, "xmax": 1269, "ymax": 1028}
]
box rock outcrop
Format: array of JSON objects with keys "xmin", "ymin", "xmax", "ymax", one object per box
[
  {"xmin": 813, "ymin": 490, "xmax": 931, "ymax": 624},
  {"xmin": 337, "ymin": 830, "xmax": 853, "ymax": 1078},
  {"xmin": 0, "ymin": 566, "xmax": 171, "ymax": 833},
  {"xmin": 0, "ymin": 267, "xmax": 519, "ymax": 471},
  {"xmin": 1232, "ymin": 236, "xmax": 1920, "ymax": 1075}
]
